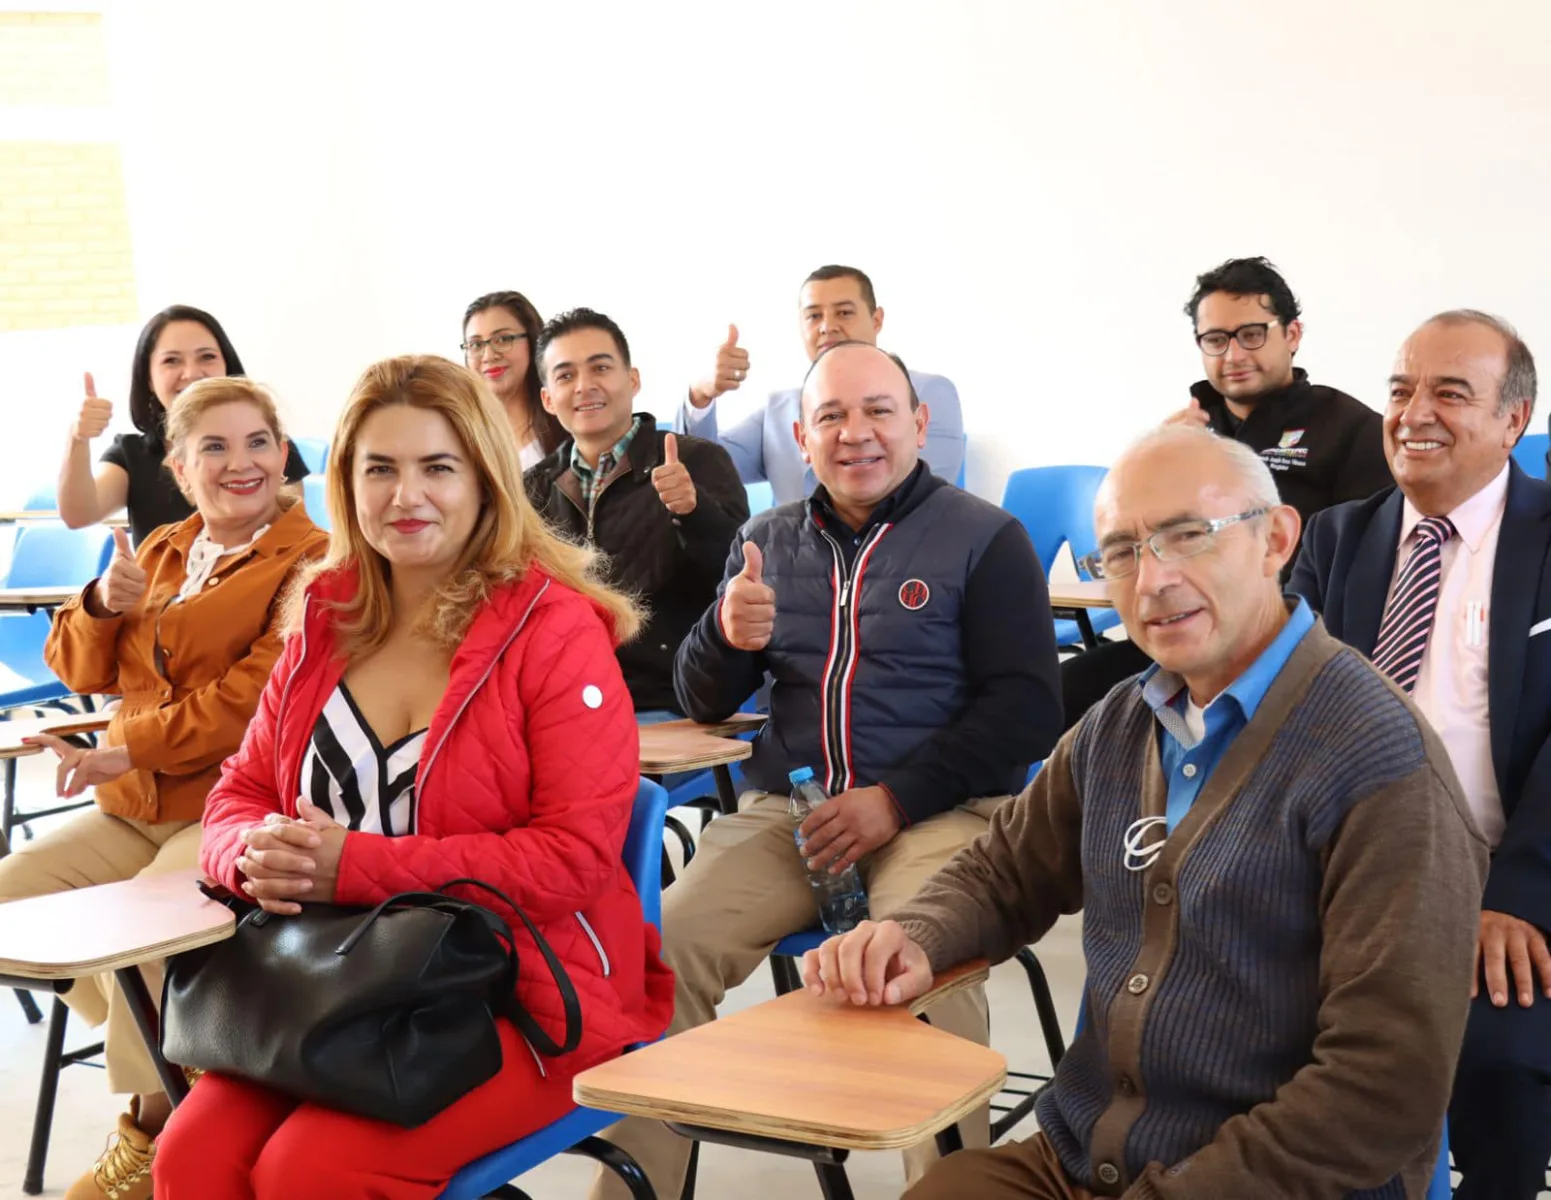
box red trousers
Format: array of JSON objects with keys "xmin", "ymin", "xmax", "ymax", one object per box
[{"xmin": 153, "ymin": 1022, "xmax": 578, "ymax": 1199}]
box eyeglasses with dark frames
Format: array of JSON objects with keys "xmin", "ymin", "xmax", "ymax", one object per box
[
  {"xmin": 1194, "ymin": 321, "xmax": 1279, "ymax": 357},
  {"xmin": 461, "ymin": 332, "xmax": 528, "ymax": 357}
]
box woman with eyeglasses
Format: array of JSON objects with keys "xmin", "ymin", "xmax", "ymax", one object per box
[
  {"xmin": 0, "ymin": 377, "xmax": 327, "ymax": 1200},
  {"xmin": 58, "ymin": 305, "xmax": 311, "ymax": 546},
  {"xmin": 461, "ymin": 290, "xmax": 565, "ymax": 467}
]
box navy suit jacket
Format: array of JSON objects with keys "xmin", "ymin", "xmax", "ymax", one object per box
[{"xmin": 1288, "ymin": 463, "xmax": 1551, "ymax": 933}]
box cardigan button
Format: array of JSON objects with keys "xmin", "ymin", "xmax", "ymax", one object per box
[
  {"xmin": 1097, "ymin": 1162, "xmax": 1121, "ymax": 1185},
  {"xmin": 1116, "ymin": 1074, "xmax": 1136, "ymax": 1097},
  {"xmin": 1151, "ymin": 883, "xmax": 1174, "ymax": 906},
  {"xmin": 1126, "ymin": 972, "xmax": 1150, "ymax": 995}
]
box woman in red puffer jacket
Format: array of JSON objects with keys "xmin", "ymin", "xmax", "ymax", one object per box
[{"xmin": 154, "ymin": 355, "xmax": 673, "ymax": 1200}]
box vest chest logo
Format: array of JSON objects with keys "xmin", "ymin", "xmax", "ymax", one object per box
[
  {"xmin": 898, "ymin": 579, "xmax": 930, "ymax": 610},
  {"xmin": 1278, "ymin": 429, "xmax": 1305, "ymax": 449}
]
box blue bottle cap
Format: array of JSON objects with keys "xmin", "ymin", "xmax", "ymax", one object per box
[{"xmin": 788, "ymin": 766, "xmax": 815, "ymax": 784}]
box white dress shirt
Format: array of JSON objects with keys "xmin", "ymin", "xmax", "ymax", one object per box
[{"xmin": 1392, "ymin": 463, "xmax": 1510, "ymax": 846}]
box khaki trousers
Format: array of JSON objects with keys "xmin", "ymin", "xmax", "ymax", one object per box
[
  {"xmin": 591, "ymin": 791, "xmax": 1004, "ymax": 1200},
  {"xmin": 905, "ymin": 1133, "xmax": 1097, "ymax": 1200},
  {"xmin": 0, "ymin": 808, "xmax": 202, "ymax": 1095}
]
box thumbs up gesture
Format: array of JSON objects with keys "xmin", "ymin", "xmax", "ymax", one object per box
[
  {"xmin": 97, "ymin": 527, "xmax": 147, "ymax": 616},
  {"xmin": 651, "ymin": 432, "xmax": 697, "ymax": 516},
  {"xmin": 689, "ymin": 324, "xmax": 751, "ymax": 409},
  {"xmin": 720, "ymin": 541, "xmax": 776, "ymax": 651},
  {"xmin": 1164, "ymin": 395, "xmax": 1211, "ymax": 428},
  {"xmin": 72, "ymin": 372, "xmax": 113, "ymax": 442}
]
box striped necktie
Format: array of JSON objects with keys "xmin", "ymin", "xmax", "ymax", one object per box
[{"xmin": 1372, "ymin": 515, "xmax": 1456, "ymax": 693}]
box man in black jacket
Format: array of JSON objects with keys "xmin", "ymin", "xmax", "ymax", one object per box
[
  {"xmin": 526, "ymin": 308, "xmax": 748, "ymax": 712},
  {"xmin": 1064, "ymin": 258, "xmax": 1396, "ymax": 729},
  {"xmin": 589, "ymin": 341, "xmax": 1063, "ymax": 1200},
  {"xmin": 1170, "ymin": 255, "xmax": 1392, "ymax": 528}
]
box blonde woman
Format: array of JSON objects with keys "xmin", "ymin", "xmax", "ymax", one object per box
[
  {"xmin": 0, "ymin": 377, "xmax": 326, "ymax": 1200},
  {"xmin": 154, "ymin": 355, "xmax": 673, "ymax": 1199}
]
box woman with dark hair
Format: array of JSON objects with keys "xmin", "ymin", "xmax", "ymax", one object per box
[
  {"xmin": 462, "ymin": 290, "xmax": 565, "ymax": 467},
  {"xmin": 57, "ymin": 305, "xmax": 310, "ymax": 545}
]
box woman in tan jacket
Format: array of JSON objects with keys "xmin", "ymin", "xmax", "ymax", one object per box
[{"xmin": 0, "ymin": 376, "xmax": 327, "ymax": 1200}]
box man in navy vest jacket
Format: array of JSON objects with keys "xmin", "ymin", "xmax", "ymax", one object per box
[
  {"xmin": 1290, "ymin": 310, "xmax": 1551, "ymax": 1200},
  {"xmin": 589, "ymin": 341, "xmax": 1061, "ymax": 1200}
]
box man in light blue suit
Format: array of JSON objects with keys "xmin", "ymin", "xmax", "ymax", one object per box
[{"xmin": 679, "ymin": 264, "xmax": 964, "ymax": 503}]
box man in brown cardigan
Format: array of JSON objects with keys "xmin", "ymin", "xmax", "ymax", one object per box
[{"xmin": 804, "ymin": 425, "xmax": 1487, "ymax": 1199}]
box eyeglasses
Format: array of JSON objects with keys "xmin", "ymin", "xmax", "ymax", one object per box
[
  {"xmin": 1078, "ymin": 508, "xmax": 1270, "ymax": 580},
  {"xmin": 1194, "ymin": 321, "xmax": 1279, "ymax": 357},
  {"xmin": 461, "ymin": 332, "xmax": 527, "ymax": 357}
]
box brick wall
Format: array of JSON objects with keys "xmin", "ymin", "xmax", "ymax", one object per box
[
  {"xmin": 0, "ymin": 13, "xmax": 111, "ymax": 107},
  {"xmin": 0, "ymin": 13, "xmax": 138, "ymax": 331}
]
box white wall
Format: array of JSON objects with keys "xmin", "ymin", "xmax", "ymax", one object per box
[{"xmin": 7, "ymin": 0, "xmax": 1550, "ymax": 504}]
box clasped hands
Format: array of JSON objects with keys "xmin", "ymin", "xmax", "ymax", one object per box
[{"xmin": 235, "ymin": 798, "xmax": 347, "ymax": 915}]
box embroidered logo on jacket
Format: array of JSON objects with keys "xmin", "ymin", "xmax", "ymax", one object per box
[
  {"xmin": 1279, "ymin": 429, "xmax": 1305, "ymax": 448},
  {"xmin": 898, "ymin": 579, "xmax": 930, "ymax": 610}
]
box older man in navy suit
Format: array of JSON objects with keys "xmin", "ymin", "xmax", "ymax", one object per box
[{"xmin": 1290, "ymin": 310, "xmax": 1551, "ymax": 1200}]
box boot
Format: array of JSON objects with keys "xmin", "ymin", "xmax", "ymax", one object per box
[{"xmin": 63, "ymin": 1095, "xmax": 155, "ymax": 1200}]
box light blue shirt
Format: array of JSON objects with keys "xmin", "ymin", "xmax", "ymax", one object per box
[
  {"xmin": 678, "ymin": 370, "xmax": 965, "ymax": 505},
  {"xmin": 1141, "ymin": 599, "xmax": 1317, "ymax": 832}
]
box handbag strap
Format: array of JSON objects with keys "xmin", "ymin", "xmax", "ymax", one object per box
[{"xmin": 435, "ymin": 878, "xmax": 583, "ymax": 1057}]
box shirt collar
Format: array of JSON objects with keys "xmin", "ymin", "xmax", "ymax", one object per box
[
  {"xmin": 1140, "ymin": 597, "xmax": 1316, "ymax": 738},
  {"xmin": 569, "ymin": 416, "xmax": 642, "ymax": 479},
  {"xmin": 810, "ymin": 460, "xmax": 926, "ymax": 538},
  {"xmin": 1399, "ymin": 462, "xmax": 1510, "ymax": 555}
]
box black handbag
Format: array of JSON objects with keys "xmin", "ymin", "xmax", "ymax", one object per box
[{"xmin": 161, "ymin": 877, "xmax": 581, "ymax": 1127}]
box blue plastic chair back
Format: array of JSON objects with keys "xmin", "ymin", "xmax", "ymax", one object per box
[
  {"xmin": 438, "ymin": 778, "xmax": 670, "ymax": 1200},
  {"xmin": 622, "ymin": 778, "xmax": 671, "ymax": 929},
  {"xmin": 291, "ymin": 437, "xmax": 329, "ymax": 475},
  {"xmin": 1001, "ymin": 465, "xmax": 1121, "ymax": 645},
  {"xmin": 1512, "ymin": 432, "xmax": 1549, "ymax": 480},
  {"xmin": 0, "ymin": 524, "xmax": 109, "ymax": 710},
  {"xmin": 302, "ymin": 475, "xmax": 330, "ymax": 531},
  {"xmin": 8, "ymin": 524, "xmax": 113, "ymax": 588},
  {"xmin": 1001, "ymin": 465, "xmax": 1109, "ymax": 571},
  {"xmin": 745, "ymin": 481, "xmax": 774, "ymax": 516},
  {"xmin": 0, "ymin": 612, "xmax": 67, "ymax": 709},
  {"xmin": 21, "ymin": 484, "xmax": 56, "ymax": 511},
  {"xmin": 1427, "ymin": 1126, "xmax": 1452, "ymax": 1199}
]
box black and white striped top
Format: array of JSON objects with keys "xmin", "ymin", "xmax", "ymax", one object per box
[{"xmin": 303, "ymin": 683, "xmax": 427, "ymax": 836}]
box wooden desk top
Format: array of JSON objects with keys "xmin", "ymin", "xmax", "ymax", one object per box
[
  {"xmin": 0, "ymin": 584, "xmax": 82, "ymax": 611},
  {"xmin": 1048, "ymin": 579, "xmax": 1114, "ymax": 609},
  {"xmin": 0, "ymin": 868, "xmax": 234, "ymax": 980},
  {"xmin": 644, "ymin": 712, "xmax": 767, "ymax": 739},
  {"xmin": 638, "ymin": 726, "xmax": 753, "ymax": 775},
  {"xmin": 0, "ymin": 511, "xmax": 127, "ymax": 528},
  {"xmin": 574, "ymin": 962, "xmax": 1006, "ymax": 1151},
  {"xmin": 0, "ymin": 713, "xmax": 112, "ymax": 759}
]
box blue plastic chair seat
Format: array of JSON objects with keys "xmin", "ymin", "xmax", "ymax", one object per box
[
  {"xmin": 439, "ymin": 1104, "xmax": 621, "ymax": 1200},
  {"xmin": 773, "ymin": 928, "xmax": 826, "ymax": 960},
  {"xmin": 438, "ymin": 778, "xmax": 671, "ymax": 1199},
  {"xmin": 1054, "ymin": 611, "xmax": 1123, "ymax": 649}
]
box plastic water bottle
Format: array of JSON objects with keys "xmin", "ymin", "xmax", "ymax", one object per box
[{"xmin": 788, "ymin": 766, "xmax": 870, "ymax": 934}]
